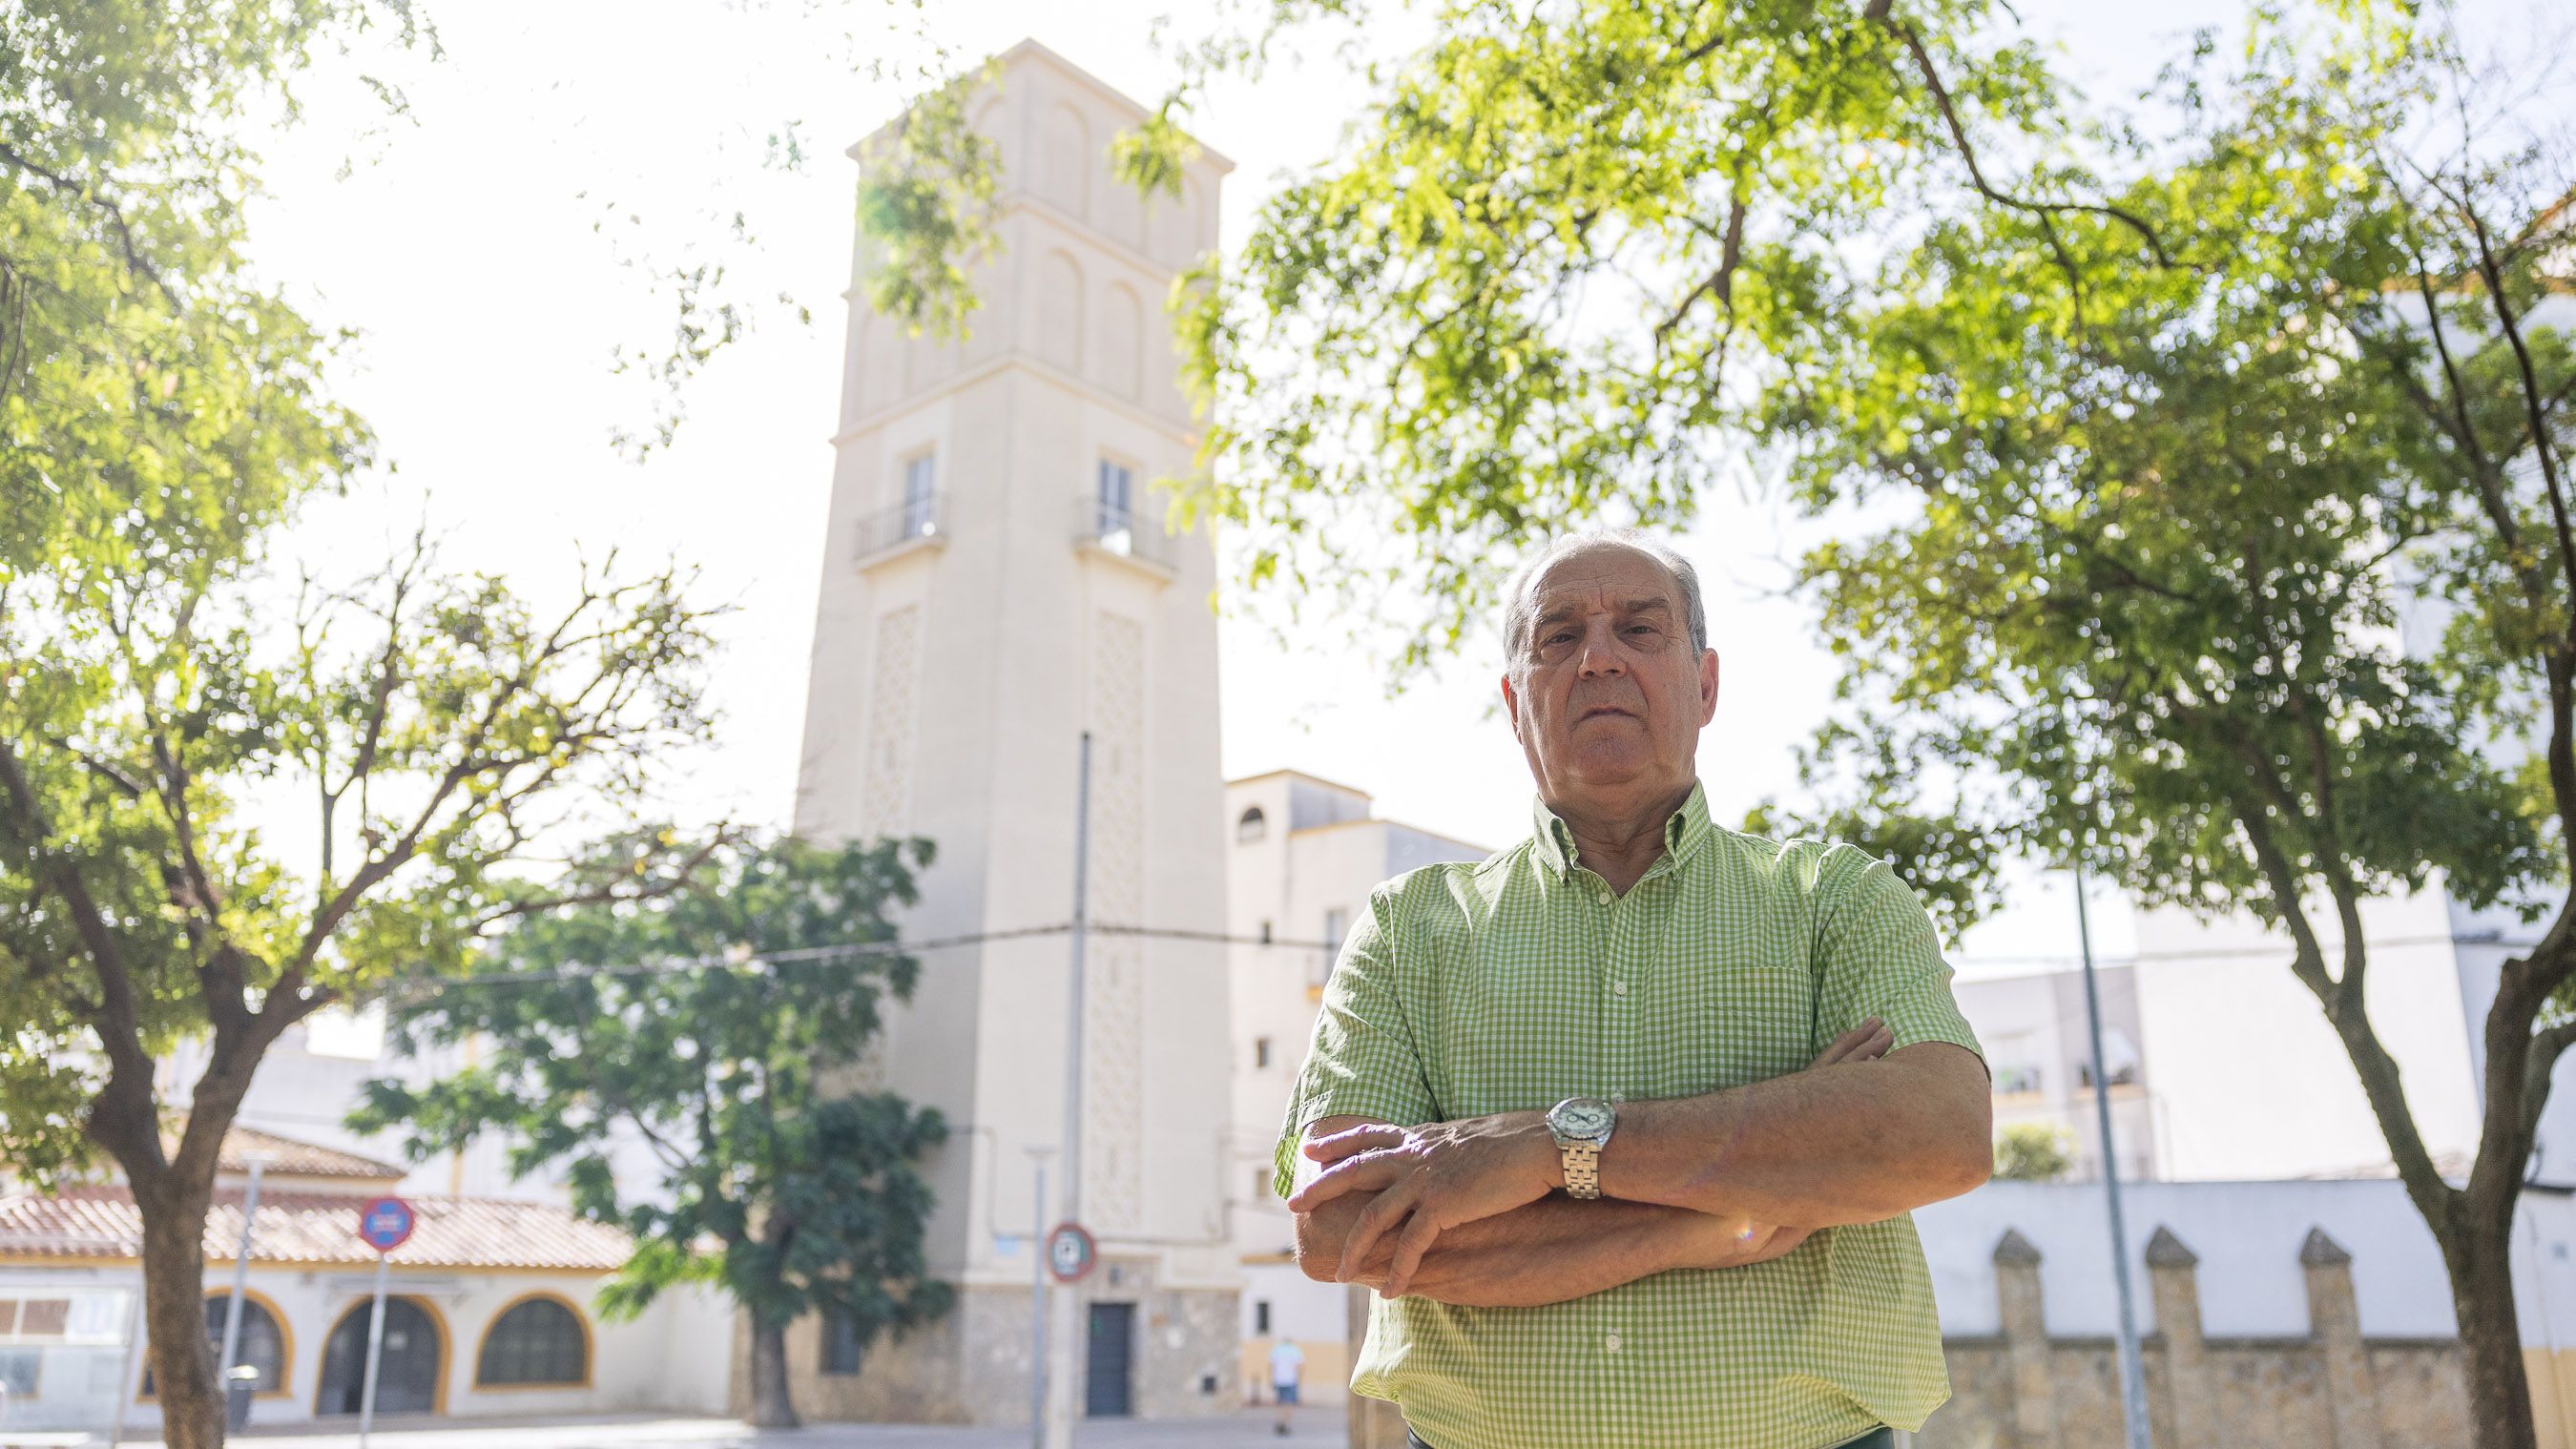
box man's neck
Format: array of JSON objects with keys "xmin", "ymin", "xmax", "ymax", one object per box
[{"xmin": 1552, "ymin": 776, "xmax": 1696, "ymax": 896}]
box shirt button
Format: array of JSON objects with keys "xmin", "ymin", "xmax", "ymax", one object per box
[
  {"xmin": 1611, "ymin": 980, "xmax": 1628, "ymax": 997},
  {"xmin": 1595, "ymin": 888, "xmax": 1611, "ymax": 905},
  {"xmin": 1605, "ymin": 1332, "xmax": 1622, "ymax": 1353}
]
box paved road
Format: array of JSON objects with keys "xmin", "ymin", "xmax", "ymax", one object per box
[{"xmin": 11, "ymin": 1408, "xmax": 1336, "ymax": 1449}]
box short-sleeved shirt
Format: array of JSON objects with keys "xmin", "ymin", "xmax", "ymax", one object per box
[
  {"xmin": 1270, "ymin": 1339, "xmax": 1306, "ymax": 1387},
  {"xmin": 1274, "ymin": 780, "xmax": 1984, "ymax": 1449}
]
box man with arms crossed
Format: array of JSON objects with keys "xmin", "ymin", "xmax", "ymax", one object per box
[{"xmin": 1279, "ymin": 532, "xmax": 1993, "ymax": 1449}]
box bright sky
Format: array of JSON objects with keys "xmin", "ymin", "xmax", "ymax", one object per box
[{"xmin": 233, "ymin": 0, "xmax": 2566, "ymax": 980}]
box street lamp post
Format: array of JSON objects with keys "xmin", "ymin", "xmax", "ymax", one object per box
[{"xmin": 2074, "ymin": 866, "xmax": 2153, "ymax": 1449}]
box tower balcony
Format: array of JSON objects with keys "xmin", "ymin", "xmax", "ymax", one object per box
[
  {"xmin": 855, "ymin": 496, "xmax": 945, "ymax": 569},
  {"xmin": 1074, "ymin": 498, "xmax": 1178, "ymax": 580}
]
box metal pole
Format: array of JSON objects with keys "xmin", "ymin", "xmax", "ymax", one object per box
[
  {"xmin": 1029, "ymin": 1153, "xmax": 1049, "ymax": 1449},
  {"xmin": 1045, "ymin": 734, "xmax": 1092, "ymax": 1449},
  {"xmin": 105, "ymin": 1275, "xmax": 144, "ymax": 1449},
  {"xmin": 2076, "ymin": 865, "xmax": 2154, "ymax": 1449},
  {"xmin": 357, "ymin": 1251, "xmax": 390, "ymax": 1449},
  {"xmin": 216, "ymin": 1155, "xmax": 267, "ymax": 1394}
]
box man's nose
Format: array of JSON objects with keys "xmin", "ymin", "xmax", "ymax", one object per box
[{"xmin": 1576, "ymin": 622, "xmax": 1626, "ymax": 677}]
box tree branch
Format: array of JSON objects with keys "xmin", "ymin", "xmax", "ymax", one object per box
[
  {"xmin": 1880, "ymin": 16, "xmax": 2182, "ymax": 274},
  {"xmin": 0, "ymin": 141, "xmax": 181, "ymax": 312}
]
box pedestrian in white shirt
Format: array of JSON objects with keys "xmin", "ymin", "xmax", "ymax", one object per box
[{"xmin": 1269, "ymin": 1337, "xmax": 1306, "ymax": 1435}]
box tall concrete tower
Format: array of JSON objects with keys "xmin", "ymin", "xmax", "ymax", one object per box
[{"xmin": 787, "ymin": 40, "xmax": 1238, "ymax": 1424}]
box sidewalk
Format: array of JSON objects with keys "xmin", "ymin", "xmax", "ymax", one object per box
[{"xmin": 11, "ymin": 1407, "xmax": 1337, "ymax": 1449}]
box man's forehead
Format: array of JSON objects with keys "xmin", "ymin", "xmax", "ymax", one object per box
[{"xmin": 1527, "ymin": 549, "xmax": 1681, "ymax": 612}]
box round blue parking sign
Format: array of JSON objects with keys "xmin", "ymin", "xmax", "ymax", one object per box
[{"xmin": 356, "ymin": 1195, "xmax": 415, "ymax": 1253}]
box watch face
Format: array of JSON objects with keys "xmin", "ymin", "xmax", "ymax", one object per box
[{"xmin": 1551, "ymin": 1097, "xmax": 1614, "ymax": 1139}]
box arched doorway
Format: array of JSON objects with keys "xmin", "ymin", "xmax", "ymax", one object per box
[{"xmin": 315, "ymin": 1297, "xmax": 444, "ymax": 1417}]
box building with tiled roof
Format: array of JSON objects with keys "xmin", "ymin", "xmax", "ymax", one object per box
[
  {"xmin": 0, "ymin": 1130, "xmax": 730, "ymax": 1436},
  {"xmin": 0, "ymin": 1187, "xmax": 632, "ymax": 1274},
  {"xmin": 159, "ymin": 1123, "xmax": 408, "ymax": 1189}
]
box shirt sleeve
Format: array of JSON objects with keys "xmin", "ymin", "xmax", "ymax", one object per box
[
  {"xmin": 1814, "ymin": 847, "xmax": 1986, "ymax": 1075},
  {"xmin": 1271, "ymin": 888, "xmax": 1439, "ymax": 1197}
]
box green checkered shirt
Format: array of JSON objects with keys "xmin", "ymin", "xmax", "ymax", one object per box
[{"xmin": 1275, "ymin": 781, "xmax": 1984, "ymax": 1449}]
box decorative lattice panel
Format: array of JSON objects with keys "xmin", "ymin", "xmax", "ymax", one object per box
[
  {"xmin": 1085, "ymin": 610, "xmax": 1148, "ymax": 1231},
  {"xmin": 860, "ymin": 605, "xmax": 923, "ymax": 843}
]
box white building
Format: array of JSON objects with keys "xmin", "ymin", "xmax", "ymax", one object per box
[
  {"xmin": 0, "ymin": 1124, "xmax": 730, "ymax": 1436},
  {"xmin": 787, "ymin": 39, "xmax": 1240, "ymax": 1423},
  {"xmin": 1221, "ymin": 772, "xmax": 1487, "ymax": 1405},
  {"xmin": 1955, "ymin": 966, "xmax": 2157, "ymax": 1184}
]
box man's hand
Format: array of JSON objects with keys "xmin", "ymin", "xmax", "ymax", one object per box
[
  {"xmin": 1288, "ymin": 1109, "xmax": 1561, "ymax": 1293},
  {"xmin": 1290, "ymin": 1015, "xmax": 1894, "ymax": 1296}
]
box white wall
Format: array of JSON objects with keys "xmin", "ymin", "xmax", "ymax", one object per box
[
  {"xmin": 2129, "ymin": 888, "xmax": 2482, "ymax": 1181},
  {"xmin": 0, "ymin": 1263, "xmax": 724, "ymax": 1434}
]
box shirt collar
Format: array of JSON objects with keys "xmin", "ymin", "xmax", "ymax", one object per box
[{"xmin": 1530, "ymin": 779, "xmax": 1714, "ymax": 880}]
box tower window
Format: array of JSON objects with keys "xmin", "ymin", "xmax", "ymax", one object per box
[
  {"xmin": 1096, "ymin": 457, "xmax": 1135, "ymax": 533},
  {"xmin": 902, "ymin": 453, "xmax": 937, "ymax": 538},
  {"xmin": 1255, "ymin": 1037, "xmax": 1274, "ymax": 1069},
  {"xmin": 1236, "ymin": 806, "xmax": 1267, "ymax": 842}
]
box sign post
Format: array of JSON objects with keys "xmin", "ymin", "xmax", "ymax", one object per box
[{"xmin": 353, "ymin": 1196, "xmax": 415, "ymax": 1449}]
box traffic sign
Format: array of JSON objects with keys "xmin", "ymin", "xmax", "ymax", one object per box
[
  {"xmin": 1045, "ymin": 1221, "xmax": 1095, "ymax": 1284},
  {"xmin": 355, "ymin": 1196, "xmax": 415, "ymax": 1254}
]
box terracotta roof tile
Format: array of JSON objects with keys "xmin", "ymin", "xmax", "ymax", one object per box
[
  {"xmin": 162, "ymin": 1122, "xmax": 407, "ymax": 1181},
  {"xmin": 0, "ymin": 1187, "xmax": 632, "ymax": 1273}
]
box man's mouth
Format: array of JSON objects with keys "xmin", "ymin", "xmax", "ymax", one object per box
[{"xmin": 1578, "ymin": 705, "xmax": 1636, "ymax": 722}]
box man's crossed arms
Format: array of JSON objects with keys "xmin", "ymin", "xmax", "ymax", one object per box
[{"xmin": 1286, "ymin": 1023, "xmax": 1991, "ymax": 1304}]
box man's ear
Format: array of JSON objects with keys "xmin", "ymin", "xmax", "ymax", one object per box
[
  {"xmin": 1502, "ymin": 673, "xmax": 1525, "ymax": 740},
  {"xmin": 1698, "ymin": 649, "xmax": 1720, "ymax": 723}
]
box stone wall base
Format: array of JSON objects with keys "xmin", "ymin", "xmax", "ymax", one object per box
[{"xmin": 734, "ymin": 1267, "xmax": 1236, "ymax": 1425}]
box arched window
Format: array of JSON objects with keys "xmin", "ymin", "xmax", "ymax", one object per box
[
  {"xmin": 475, "ymin": 1295, "xmax": 588, "ymax": 1388},
  {"xmin": 1236, "ymin": 807, "xmax": 1267, "ymax": 843},
  {"xmin": 144, "ymin": 1293, "xmax": 289, "ymax": 1397}
]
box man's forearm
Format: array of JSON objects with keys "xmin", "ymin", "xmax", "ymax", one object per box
[
  {"xmin": 1600, "ymin": 1043, "xmax": 1992, "ymax": 1225},
  {"xmin": 1296, "ymin": 1190, "xmax": 1805, "ymax": 1308}
]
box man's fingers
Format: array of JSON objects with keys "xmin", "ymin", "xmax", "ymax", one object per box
[
  {"xmin": 1337, "ymin": 1179, "xmax": 1419, "ymax": 1283},
  {"xmin": 1812, "ymin": 1016, "xmax": 1887, "ymax": 1068},
  {"xmin": 1286, "ymin": 1152, "xmax": 1400, "ymax": 1212},
  {"xmin": 1381, "ymin": 1211, "xmax": 1444, "ymax": 1298},
  {"xmin": 1305, "ymin": 1124, "xmax": 1405, "ymax": 1163}
]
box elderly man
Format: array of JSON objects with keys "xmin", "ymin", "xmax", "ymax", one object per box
[{"xmin": 1278, "ymin": 532, "xmax": 1992, "ymax": 1449}]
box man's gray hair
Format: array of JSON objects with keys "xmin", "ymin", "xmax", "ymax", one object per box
[{"xmin": 1501, "ymin": 529, "xmax": 1710, "ymax": 677}]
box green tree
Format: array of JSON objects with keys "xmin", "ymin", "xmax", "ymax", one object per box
[
  {"xmin": 348, "ymin": 834, "xmax": 954, "ymax": 1430},
  {"xmin": 1991, "ymin": 1124, "xmax": 2072, "ymax": 1183},
  {"xmin": 1737, "ymin": 15, "xmax": 2574, "ymax": 1446},
  {"xmin": 0, "ymin": 0, "xmax": 426, "ymax": 575},
  {"xmin": 0, "ymin": 529, "xmax": 717, "ymax": 1446}
]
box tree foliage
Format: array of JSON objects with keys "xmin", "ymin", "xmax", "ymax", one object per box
[
  {"xmin": 0, "ymin": 0, "xmax": 429, "ymax": 574},
  {"xmin": 1740, "ymin": 11, "xmax": 2573, "ymax": 1445},
  {"xmin": 349, "ymin": 833, "xmax": 953, "ymax": 1430},
  {"xmin": 1991, "ymin": 1123, "xmax": 2072, "ymax": 1183}
]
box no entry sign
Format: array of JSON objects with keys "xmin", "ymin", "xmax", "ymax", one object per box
[{"xmin": 356, "ymin": 1196, "xmax": 415, "ymax": 1254}]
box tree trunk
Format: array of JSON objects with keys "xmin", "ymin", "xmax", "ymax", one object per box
[
  {"xmin": 748, "ymin": 1316, "xmax": 800, "ymax": 1429},
  {"xmin": 2457, "ymin": 1217, "xmax": 2541, "ymax": 1449},
  {"xmin": 137, "ymin": 1185, "xmax": 222, "ymax": 1449}
]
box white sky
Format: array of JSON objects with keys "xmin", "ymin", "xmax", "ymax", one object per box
[{"xmin": 230, "ymin": 0, "xmax": 2566, "ymax": 980}]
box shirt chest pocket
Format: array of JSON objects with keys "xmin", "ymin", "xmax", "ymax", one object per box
[{"xmin": 1652, "ymin": 953, "xmax": 1818, "ymax": 1094}]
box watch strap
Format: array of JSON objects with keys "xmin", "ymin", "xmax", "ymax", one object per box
[{"xmin": 1560, "ymin": 1140, "xmax": 1602, "ymax": 1199}]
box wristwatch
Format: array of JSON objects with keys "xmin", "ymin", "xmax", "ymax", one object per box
[{"xmin": 1547, "ymin": 1096, "xmax": 1618, "ymax": 1199}]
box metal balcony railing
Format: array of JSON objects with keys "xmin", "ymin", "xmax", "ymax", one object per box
[
  {"xmin": 855, "ymin": 495, "xmax": 944, "ymax": 563},
  {"xmin": 1074, "ymin": 498, "xmax": 1177, "ymax": 571}
]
